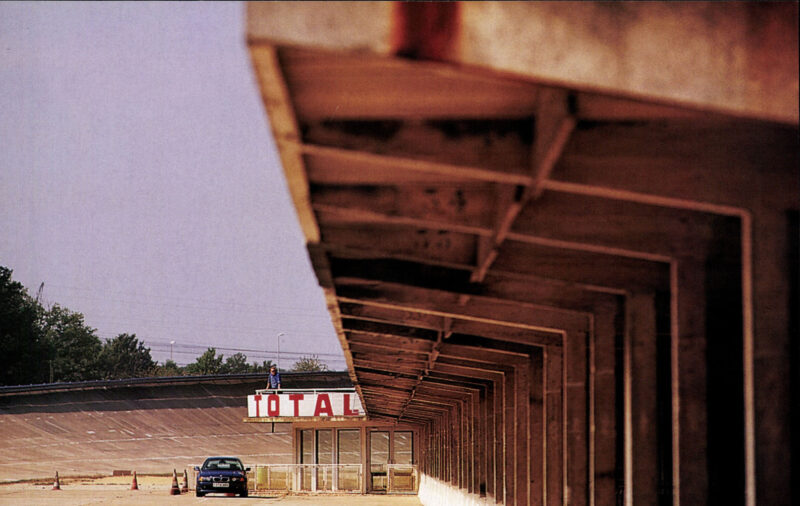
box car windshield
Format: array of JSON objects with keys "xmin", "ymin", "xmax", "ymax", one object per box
[{"xmin": 203, "ymin": 459, "xmax": 243, "ymax": 471}]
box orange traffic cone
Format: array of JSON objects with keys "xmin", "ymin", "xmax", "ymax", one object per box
[
  {"xmin": 52, "ymin": 471, "xmax": 61, "ymax": 490},
  {"xmin": 181, "ymin": 469, "xmax": 189, "ymax": 493},
  {"xmin": 169, "ymin": 469, "xmax": 180, "ymax": 495},
  {"xmin": 130, "ymin": 471, "xmax": 139, "ymax": 490}
]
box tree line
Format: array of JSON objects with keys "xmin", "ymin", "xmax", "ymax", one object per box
[{"xmin": 0, "ymin": 266, "xmax": 327, "ymax": 387}]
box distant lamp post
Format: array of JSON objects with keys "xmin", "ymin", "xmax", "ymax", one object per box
[
  {"xmin": 277, "ymin": 332, "xmax": 285, "ymax": 369},
  {"xmin": 170, "ymin": 340, "xmax": 175, "ymax": 362}
]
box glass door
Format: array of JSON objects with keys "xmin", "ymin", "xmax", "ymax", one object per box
[
  {"xmin": 369, "ymin": 431, "xmax": 390, "ymax": 492},
  {"xmin": 337, "ymin": 429, "xmax": 361, "ymax": 491}
]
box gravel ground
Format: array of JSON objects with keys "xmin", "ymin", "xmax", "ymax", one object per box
[{"xmin": 0, "ymin": 476, "xmax": 423, "ymax": 505}]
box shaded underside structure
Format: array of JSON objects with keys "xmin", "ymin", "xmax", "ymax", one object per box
[{"xmin": 247, "ymin": 2, "xmax": 799, "ymax": 506}]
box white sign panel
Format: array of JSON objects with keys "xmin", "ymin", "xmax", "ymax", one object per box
[{"xmin": 247, "ymin": 391, "xmax": 364, "ymax": 418}]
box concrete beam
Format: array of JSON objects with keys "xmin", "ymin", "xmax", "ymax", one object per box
[{"xmin": 248, "ymin": 2, "xmax": 798, "ymax": 123}]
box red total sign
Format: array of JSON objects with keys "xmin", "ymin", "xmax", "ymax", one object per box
[{"xmin": 248, "ymin": 391, "xmax": 363, "ymax": 418}]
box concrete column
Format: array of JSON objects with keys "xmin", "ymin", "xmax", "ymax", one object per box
[
  {"xmin": 593, "ymin": 301, "xmax": 620, "ymax": 506},
  {"xmin": 566, "ymin": 331, "xmax": 590, "ymax": 506},
  {"xmin": 496, "ymin": 378, "xmax": 505, "ymax": 503},
  {"xmin": 504, "ymin": 371, "xmax": 517, "ymax": 505},
  {"xmin": 530, "ymin": 349, "xmax": 545, "ymax": 506},
  {"xmin": 629, "ymin": 293, "xmax": 659, "ymax": 504},
  {"xmin": 479, "ymin": 388, "xmax": 488, "ymax": 498},
  {"xmin": 674, "ymin": 259, "xmax": 707, "ymax": 505},
  {"xmin": 546, "ymin": 347, "xmax": 564, "ymax": 506},
  {"xmin": 752, "ymin": 207, "xmax": 794, "ymax": 506},
  {"xmin": 516, "ymin": 364, "xmax": 532, "ymax": 506}
]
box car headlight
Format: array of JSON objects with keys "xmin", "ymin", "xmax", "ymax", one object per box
[{"xmin": 198, "ymin": 476, "xmax": 210, "ymax": 482}]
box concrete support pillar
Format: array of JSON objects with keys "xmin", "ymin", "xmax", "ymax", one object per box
[
  {"xmin": 629, "ymin": 293, "xmax": 659, "ymax": 504},
  {"xmin": 674, "ymin": 259, "xmax": 707, "ymax": 505},
  {"xmin": 545, "ymin": 347, "xmax": 564, "ymax": 506},
  {"xmin": 504, "ymin": 371, "xmax": 516, "ymax": 505},
  {"xmin": 479, "ymin": 387, "xmax": 488, "ymax": 498},
  {"xmin": 593, "ymin": 301, "xmax": 620, "ymax": 506},
  {"xmin": 566, "ymin": 331, "xmax": 590, "ymax": 506},
  {"xmin": 516, "ymin": 364, "xmax": 531, "ymax": 506},
  {"xmin": 496, "ymin": 378, "xmax": 505, "ymax": 503},
  {"xmin": 752, "ymin": 207, "xmax": 794, "ymax": 506},
  {"xmin": 530, "ymin": 349, "xmax": 545, "ymax": 506}
]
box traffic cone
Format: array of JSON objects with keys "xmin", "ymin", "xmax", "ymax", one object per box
[
  {"xmin": 130, "ymin": 471, "xmax": 139, "ymax": 490},
  {"xmin": 169, "ymin": 469, "xmax": 180, "ymax": 495},
  {"xmin": 181, "ymin": 469, "xmax": 189, "ymax": 493},
  {"xmin": 52, "ymin": 471, "xmax": 61, "ymax": 490}
]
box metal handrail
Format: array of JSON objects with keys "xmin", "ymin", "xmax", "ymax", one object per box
[{"xmin": 253, "ymin": 387, "xmax": 358, "ymax": 395}]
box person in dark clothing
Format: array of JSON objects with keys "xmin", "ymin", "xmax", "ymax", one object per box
[{"xmin": 267, "ymin": 365, "xmax": 281, "ymax": 390}]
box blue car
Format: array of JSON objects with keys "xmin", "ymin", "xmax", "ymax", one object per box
[{"xmin": 194, "ymin": 456, "xmax": 250, "ymax": 497}]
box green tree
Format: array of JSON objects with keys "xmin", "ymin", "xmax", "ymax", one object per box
[
  {"xmin": 184, "ymin": 347, "xmax": 224, "ymax": 375},
  {"xmin": 221, "ymin": 352, "xmax": 250, "ymax": 374},
  {"xmin": 0, "ymin": 266, "xmax": 49, "ymax": 385},
  {"xmin": 153, "ymin": 359, "xmax": 184, "ymax": 377},
  {"xmin": 291, "ymin": 355, "xmax": 329, "ymax": 372},
  {"xmin": 248, "ymin": 359, "xmax": 274, "ymax": 373},
  {"xmin": 41, "ymin": 304, "xmax": 103, "ymax": 382},
  {"xmin": 98, "ymin": 333, "xmax": 156, "ymax": 379}
]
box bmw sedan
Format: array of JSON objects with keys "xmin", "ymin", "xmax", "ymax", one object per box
[{"xmin": 194, "ymin": 456, "xmax": 250, "ymax": 497}]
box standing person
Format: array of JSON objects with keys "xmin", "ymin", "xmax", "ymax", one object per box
[{"xmin": 267, "ymin": 365, "xmax": 281, "ymax": 391}]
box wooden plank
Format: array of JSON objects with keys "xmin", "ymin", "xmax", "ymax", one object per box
[
  {"xmin": 277, "ymin": 46, "xmax": 541, "ymax": 121},
  {"xmin": 439, "ymin": 343, "xmax": 530, "ymax": 362},
  {"xmin": 511, "ymin": 190, "xmax": 719, "ymax": 259},
  {"xmin": 494, "ymin": 241, "xmax": 670, "ymax": 292},
  {"xmin": 341, "ymin": 302, "xmax": 449, "ymax": 331},
  {"xmin": 347, "ymin": 335, "xmax": 432, "ymax": 354},
  {"xmin": 330, "ymin": 257, "xmax": 595, "ymax": 327},
  {"xmin": 300, "ymin": 118, "xmax": 532, "ymax": 176},
  {"xmin": 249, "ymin": 45, "xmax": 319, "ymax": 243},
  {"xmin": 336, "ymin": 281, "xmax": 586, "ymax": 334},
  {"xmin": 312, "ymin": 183, "xmax": 497, "ymax": 230},
  {"xmin": 576, "ymin": 94, "xmax": 711, "ymax": 121},
  {"xmin": 322, "ymin": 224, "xmax": 478, "ymax": 266},
  {"xmin": 304, "ymin": 143, "xmax": 532, "ymax": 185},
  {"xmin": 342, "ymin": 318, "xmax": 439, "ymax": 342}
]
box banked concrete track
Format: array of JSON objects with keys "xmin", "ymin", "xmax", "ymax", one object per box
[{"xmin": 0, "ymin": 372, "xmax": 349, "ymax": 481}]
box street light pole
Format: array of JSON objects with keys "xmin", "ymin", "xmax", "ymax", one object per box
[
  {"xmin": 170, "ymin": 340, "xmax": 175, "ymax": 362},
  {"xmin": 277, "ymin": 332, "xmax": 285, "ymax": 369}
]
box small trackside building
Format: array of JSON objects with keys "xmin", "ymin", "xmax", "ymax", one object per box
[{"xmin": 244, "ymin": 387, "xmax": 420, "ymax": 494}]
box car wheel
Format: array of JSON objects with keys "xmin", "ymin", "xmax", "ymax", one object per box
[
  {"xmin": 196, "ymin": 490, "xmax": 204, "ymax": 497},
  {"xmin": 241, "ymin": 490, "xmax": 248, "ymax": 497}
]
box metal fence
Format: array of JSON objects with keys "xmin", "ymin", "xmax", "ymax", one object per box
[
  {"xmin": 247, "ymin": 463, "xmax": 418, "ymax": 494},
  {"xmin": 252, "ymin": 464, "xmax": 362, "ymax": 493}
]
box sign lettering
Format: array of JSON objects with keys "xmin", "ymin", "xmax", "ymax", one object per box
[{"xmin": 247, "ymin": 391, "xmax": 364, "ymax": 418}]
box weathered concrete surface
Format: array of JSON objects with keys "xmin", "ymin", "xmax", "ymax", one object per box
[
  {"xmin": 248, "ymin": 1, "xmax": 798, "ymax": 123},
  {"xmin": 0, "ymin": 373, "xmax": 349, "ymax": 481}
]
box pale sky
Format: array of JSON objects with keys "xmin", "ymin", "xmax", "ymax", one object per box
[{"xmin": 0, "ymin": 2, "xmax": 346, "ymax": 369}]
